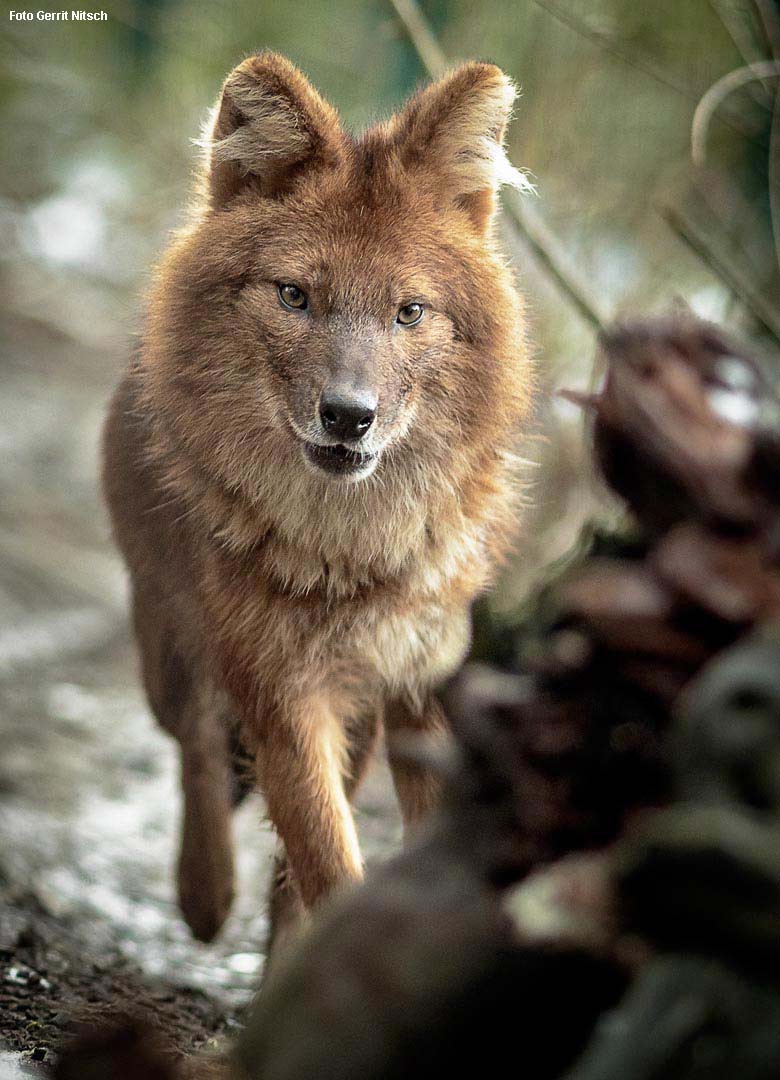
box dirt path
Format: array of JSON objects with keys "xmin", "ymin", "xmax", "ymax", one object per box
[
  {"xmin": 0, "ymin": 311, "xmax": 402, "ymax": 1075},
  {"xmin": 0, "ymin": 602, "xmax": 400, "ymax": 1077}
]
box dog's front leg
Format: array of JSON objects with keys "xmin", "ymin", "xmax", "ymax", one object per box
[
  {"xmin": 257, "ymin": 695, "xmax": 364, "ymax": 911},
  {"xmin": 386, "ymin": 693, "xmax": 450, "ymax": 834}
]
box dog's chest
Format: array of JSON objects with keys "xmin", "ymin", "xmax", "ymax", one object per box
[
  {"xmin": 231, "ymin": 528, "xmax": 477, "ymax": 695},
  {"xmin": 355, "ymin": 596, "xmax": 471, "ymax": 694}
]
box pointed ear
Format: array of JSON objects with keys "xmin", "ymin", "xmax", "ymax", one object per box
[
  {"xmin": 387, "ymin": 62, "xmax": 532, "ymax": 233},
  {"xmin": 201, "ymin": 52, "xmax": 345, "ymax": 206}
]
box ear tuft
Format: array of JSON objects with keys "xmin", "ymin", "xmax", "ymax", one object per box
[
  {"xmin": 434, "ymin": 65, "xmax": 534, "ymax": 198},
  {"xmin": 386, "ymin": 62, "xmax": 534, "ymax": 231},
  {"xmin": 198, "ymin": 52, "xmax": 344, "ymax": 206}
]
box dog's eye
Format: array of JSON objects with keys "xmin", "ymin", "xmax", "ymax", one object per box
[
  {"xmin": 278, "ymin": 283, "xmax": 307, "ymax": 310},
  {"xmin": 396, "ymin": 302, "xmax": 424, "ymax": 326}
]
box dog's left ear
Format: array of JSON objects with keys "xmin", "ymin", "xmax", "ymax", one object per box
[{"xmin": 387, "ymin": 62, "xmax": 532, "ymax": 233}]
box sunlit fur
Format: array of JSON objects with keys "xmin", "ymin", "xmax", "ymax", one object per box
[{"xmin": 103, "ymin": 51, "xmax": 535, "ymax": 949}]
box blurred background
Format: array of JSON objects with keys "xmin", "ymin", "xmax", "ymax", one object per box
[{"xmin": 0, "ymin": 0, "xmax": 778, "ymax": 1065}]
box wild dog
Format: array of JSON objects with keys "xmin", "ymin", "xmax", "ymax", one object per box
[{"xmin": 102, "ymin": 52, "xmax": 533, "ymax": 953}]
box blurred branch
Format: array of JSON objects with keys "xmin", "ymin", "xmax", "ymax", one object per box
[
  {"xmin": 707, "ymin": 0, "xmax": 775, "ymax": 100},
  {"xmin": 387, "ymin": 0, "xmax": 448, "ymax": 77},
  {"xmin": 533, "ymin": 0, "xmax": 699, "ymax": 101},
  {"xmin": 690, "ymin": 170, "xmax": 772, "ymax": 281},
  {"xmin": 754, "ymin": 0, "xmax": 780, "ymax": 274},
  {"xmin": 388, "ymin": 0, "xmax": 608, "ymax": 332},
  {"xmin": 691, "ymin": 61, "xmax": 780, "ymax": 166},
  {"xmin": 502, "ymin": 194, "xmax": 611, "ymax": 332},
  {"xmin": 533, "ymin": 0, "xmax": 767, "ymax": 149},
  {"xmin": 662, "ymin": 203, "xmax": 780, "ymax": 344},
  {"xmin": 771, "ymin": 86, "xmax": 780, "ymax": 273},
  {"xmin": 754, "ymin": 0, "xmax": 780, "ymax": 60}
]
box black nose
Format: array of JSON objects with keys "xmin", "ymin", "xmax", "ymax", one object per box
[{"xmin": 319, "ymin": 389, "xmax": 377, "ymax": 441}]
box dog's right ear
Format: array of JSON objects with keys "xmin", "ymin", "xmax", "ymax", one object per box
[{"xmin": 202, "ymin": 52, "xmax": 344, "ymax": 207}]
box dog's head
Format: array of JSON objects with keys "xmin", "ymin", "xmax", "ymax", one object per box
[{"xmin": 149, "ymin": 53, "xmax": 531, "ymax": 489}]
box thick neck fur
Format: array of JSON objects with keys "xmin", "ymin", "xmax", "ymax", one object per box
[{"xmin": 142, "ymin": 378, "xmax": 520, "ymax": 602}]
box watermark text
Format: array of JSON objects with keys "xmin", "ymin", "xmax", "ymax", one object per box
[{"xmin": 9, "ymin": 10, "xmax": 109, "ymax": 21}]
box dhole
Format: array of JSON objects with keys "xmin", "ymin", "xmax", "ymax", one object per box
[{"xmin": 103, "ymin": 52, "xmax": 533, "ymax": 955}]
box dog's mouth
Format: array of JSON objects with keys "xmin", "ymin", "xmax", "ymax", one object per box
[{"xmin": 302, "ymin": 440, "xmax": 377, "ymax": 478}]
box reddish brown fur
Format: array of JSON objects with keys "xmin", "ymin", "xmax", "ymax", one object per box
[{"xmin": 103, "ymin": 52, "xmax": 533, "ymax": 951}]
